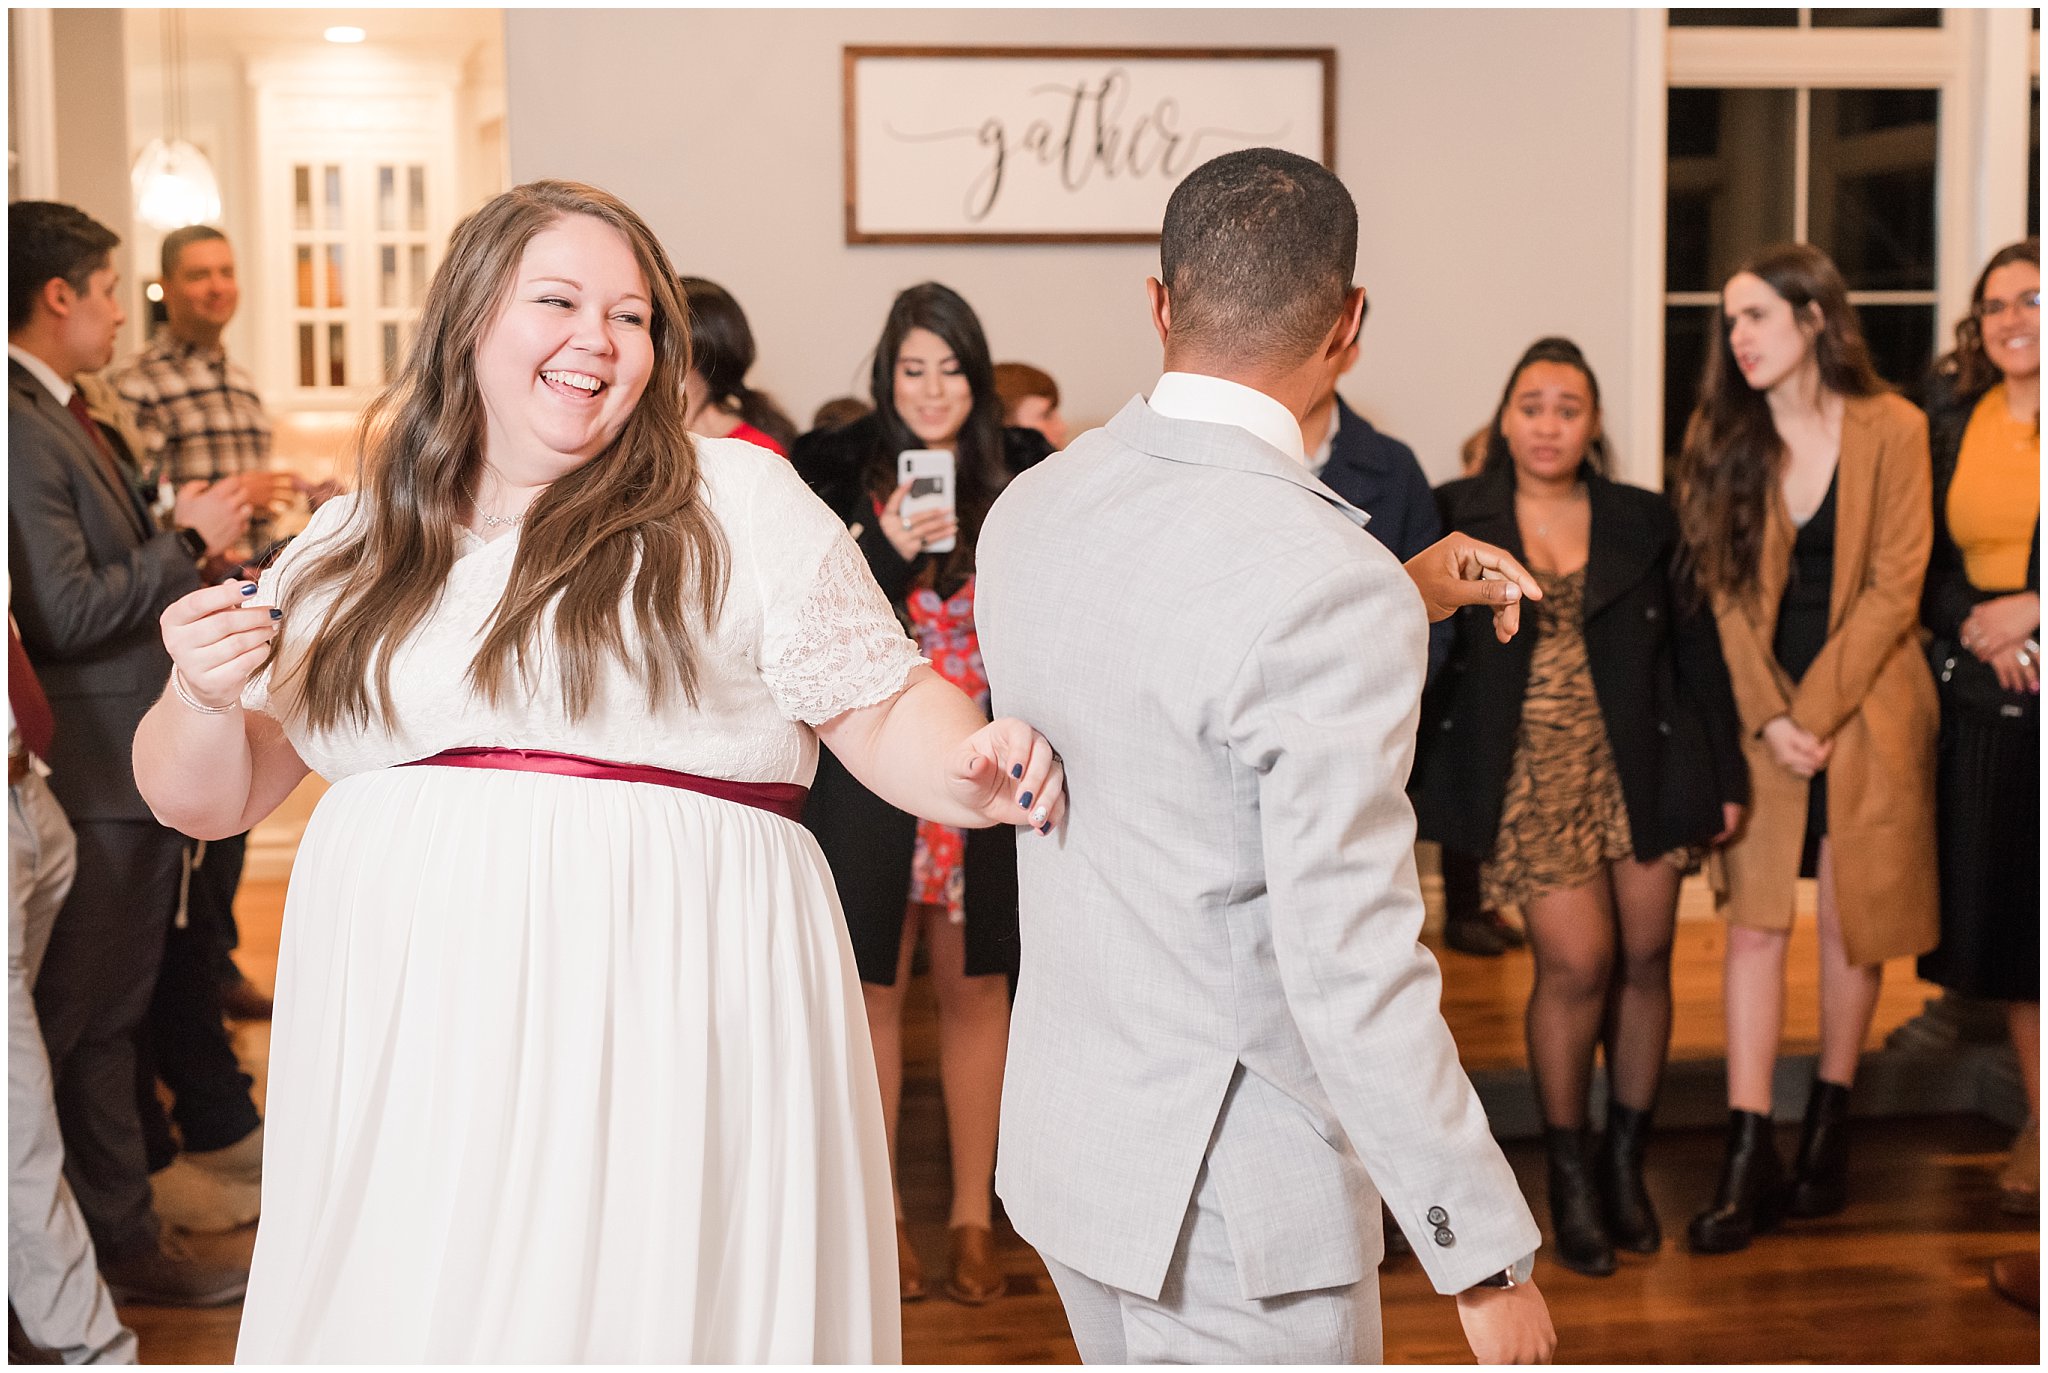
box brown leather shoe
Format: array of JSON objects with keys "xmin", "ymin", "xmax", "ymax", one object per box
[
  {"xmin": 896, "ymin": 1220, "xmax": 926, "ymax": 1303},
  {"xmin": 945, "ymin": 1223, "xmax": 1004, "ymax": 1305},
  {"xmin": 101, "ymin": 1233, "xmax": 247, "ymax": 1308},
  {"xmin": 218, "ymin": 976, "xmax": 273, "ymax": 1022}
]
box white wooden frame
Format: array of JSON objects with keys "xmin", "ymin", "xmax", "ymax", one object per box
[{"xmin": 1626, "ymin": 9, "xmax": 2038, "ymax": 489}]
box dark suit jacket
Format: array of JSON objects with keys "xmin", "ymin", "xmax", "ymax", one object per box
[
  {"xmin": 1314, "ymin": 397, "xmax": 1450, "ymax": 680},
  {"xmin": 8, "ymin": 359, "xmax": 201, "ymax": 821},
  {"xmin": 1409, "ymin": 462, "xmax": 1748, "ymax": 861},
  {"xmin": 788, "ymin": 411, "xmax": 1051, "ymax": 984}
]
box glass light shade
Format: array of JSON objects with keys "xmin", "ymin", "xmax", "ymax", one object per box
[{"xmin": 131, "ymin": 137, "xmax": 223, "ymax": 232}]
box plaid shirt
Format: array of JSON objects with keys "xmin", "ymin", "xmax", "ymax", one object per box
[{"xmin": 110, "ymin": 328, "xmax": 272, "ymax": 485}]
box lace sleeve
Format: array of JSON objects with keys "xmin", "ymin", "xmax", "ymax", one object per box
[{"xmin": 760, "ymin": 532, "xmax": 927, "ymax": 726}]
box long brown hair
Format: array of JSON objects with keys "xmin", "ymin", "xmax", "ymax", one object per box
[
  {"xmin": 278, "ymin": 180, "xmax": 728, "ymax": 730},
  {"xmin": 1936, "ymin": 238, "xmax": 2040, "ymax": 403},
  {"xmin": 1675, "ymin": 242, "xmax": 1886, "ymax": 601}
]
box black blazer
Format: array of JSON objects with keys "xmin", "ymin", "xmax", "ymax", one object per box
[
  {"xmin": 1919, "ymin": 367, "xmax": 2040, "ymax": 642},
  {"xmin": 787, "ymin": 411, "xmax": 1051, "ymax": 985},
  {"xmin": 8, "ymin": 359, "xmax": 202, "ymax": 822},
  {"xmin": 1409, "ymin": 462, "xmax": 1749, "ymax": 861},
  {"xmin": 1314, "ymin": 397, "xmax": 1452, "ymax": 682}
]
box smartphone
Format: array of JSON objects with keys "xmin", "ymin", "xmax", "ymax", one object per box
[{"xmin": 897, "ymin": 449, "xmax": 957, "ymax": 554}]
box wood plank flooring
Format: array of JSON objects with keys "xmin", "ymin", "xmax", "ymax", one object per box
[{"xmin": 113, "ymin": 785, "xmax": 2035, "ymax": 1362}]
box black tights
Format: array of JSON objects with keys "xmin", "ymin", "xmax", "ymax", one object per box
[{"xmin": 1521, "ymin": 858, "xmax": 1683, "ymax": 1130}]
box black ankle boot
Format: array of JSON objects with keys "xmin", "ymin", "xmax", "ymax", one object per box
[
  {"xmin": 1687, "ymin": 1109, "xmax": 1783, "ymax": 1254},
  {"xmin": 1545, "ymin": 1127, "xmax": 1618, "ymax": 1276},
  {"xmin": 1783, "ymin": 1078, "xmax": 1853, "ymax": 1219},
  {"xmin": 1597, "ymin": 1102, "xmax": 1662, "ymax": 1253}
]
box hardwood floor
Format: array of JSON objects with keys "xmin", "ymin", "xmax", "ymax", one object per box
[{"xmin": 114, "ymin": 788, "xmax": 2035, "ymax": 1362}]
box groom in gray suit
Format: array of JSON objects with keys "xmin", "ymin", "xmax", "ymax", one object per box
[{"xmin": 977, "ymin": 149, "xmax": 1556, "ymax": 1362}]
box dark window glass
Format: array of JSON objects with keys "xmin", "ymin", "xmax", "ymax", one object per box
[
  {"xmin": 1663, "ymin": 304, "xmax": 1718, "ymax": 474},
  {"xmin": 1667, "ymin": 88, "xmax": 1797, "ymax": 292},
  {"xmin": 1854, "ymin": 303, "xmax": 1938, "ymax": 392},
  {"xmin": 1809, "ymin": 89, "xmax": 1939, "ymax": 291},
  {"xmin": 1809, "ymin": 9, "xmax": 1942, "ymax": 27},
  {"xmin": 2032, "ymin": 86, "xmax": 2041, "ymax": 240},
  {"xmin": 1669, "ymin": 9, "xmax": 1797, "ymax": 26}
]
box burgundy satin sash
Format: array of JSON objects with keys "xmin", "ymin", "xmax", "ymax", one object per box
[{"xmin": 399, "ymin": 747, "xmax": 808, "ymax": 823}]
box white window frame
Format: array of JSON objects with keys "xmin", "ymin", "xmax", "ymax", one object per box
[
  {"xmin": 248, "ymin": 50, "xmax": 461, "ymax": 416},
  {"xmin": 1626, "ymin": 9, "xmax": 2038, "ymax": 488}
]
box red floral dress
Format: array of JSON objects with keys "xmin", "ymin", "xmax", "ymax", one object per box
[{"xmin": 906, "ymin": 576, "xmax": 986, "ymax": 920}]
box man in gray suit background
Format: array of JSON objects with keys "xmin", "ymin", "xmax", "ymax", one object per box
[
  {"xmin": 977, "ymin": 149, "xmax": 1556, "ymax": 1362},
  {"xmin": 8, "ymin": 200, "xmax": 250, "ymax": 1309}
]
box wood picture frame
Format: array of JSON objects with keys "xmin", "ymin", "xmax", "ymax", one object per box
[{"xmin": 843, "ymin": 45, "xmax": 1337, "ymax": 244}]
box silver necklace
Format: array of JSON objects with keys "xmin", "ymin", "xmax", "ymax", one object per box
[{"xmin": 479, "ymin": 510, "xmax": 526, "ymax": 529}]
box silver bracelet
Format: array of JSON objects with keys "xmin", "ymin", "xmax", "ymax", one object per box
[{"xmin": 171, "ymin": 666, "xmax": 239, "ymax": 715}]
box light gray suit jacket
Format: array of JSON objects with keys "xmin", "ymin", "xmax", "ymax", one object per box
[{"xmin": 978, "ymin": 396, "xmax": 1540, "ymax": 1303}]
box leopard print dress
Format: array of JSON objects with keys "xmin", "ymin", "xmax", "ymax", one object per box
[{"xmin": 1481, "ymin": 566, "xmax": 1650, "ymax": 910}]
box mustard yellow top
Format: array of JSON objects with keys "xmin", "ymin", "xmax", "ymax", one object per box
[{"xmin": 1947, "ymin": 384, "xmax": 2040, "ymax": 590}]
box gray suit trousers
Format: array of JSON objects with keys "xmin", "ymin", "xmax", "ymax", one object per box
[
  {"xmin": 1042, "ymin": 1161, "xmax": 1382, "ymax": 1365},
  {"xmin": 9, "ymin": 772, "xmax": 136, "ymax": 1363}
]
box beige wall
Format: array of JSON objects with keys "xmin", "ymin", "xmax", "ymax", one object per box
[{"xmin": 507, "ymin": 8, "xmax": 1648, "ymax": 482}]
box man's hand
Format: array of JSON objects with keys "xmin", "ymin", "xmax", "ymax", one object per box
[
  {"xmin": 1455, "ymin": 1281, "xmax": 1556, "ymax": 1364},
  {"xmin": 173, "ymin": 478, "xmax": 253, "ymax": 558},
  {"xmin": 1405, "ymin": 533, "xmax": 1543, "ymax": 643}
]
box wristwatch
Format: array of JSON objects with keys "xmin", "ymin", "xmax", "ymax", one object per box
[
  {"xmin": 174, "ymin": 526, "xmax": 207, "ymax": 561},
  {"xmin": 1467, "ymin": 1251, "xmax": 1536, "ymax": 1291}
]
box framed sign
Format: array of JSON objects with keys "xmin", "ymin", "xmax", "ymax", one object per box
[{"xmin": 844, "ymin": 46, "xmax": 1335, "ymax": 244}]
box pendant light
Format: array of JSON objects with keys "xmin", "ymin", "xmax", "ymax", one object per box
[{"xmin": 131, "ymin": 10, "xmax": 222, "ymax": 231}]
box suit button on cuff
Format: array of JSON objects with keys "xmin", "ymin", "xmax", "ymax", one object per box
[
  {"xmin": 1426, "ymin": 1206, "xmax": 1448, "ymax": 1225},
  {"xmin": 1433, "ymin": 1226, "xmax": 1456, "ymax": 1247}
]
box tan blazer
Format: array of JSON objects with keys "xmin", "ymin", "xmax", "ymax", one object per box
[{"xmin": 1707, "ymin": 391, "xmax": 1939, "ymax": 965}]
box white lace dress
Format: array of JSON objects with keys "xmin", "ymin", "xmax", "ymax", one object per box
[{"xmin": 232, "ymin": 439, "xmax": 923, "ymax": 1363}]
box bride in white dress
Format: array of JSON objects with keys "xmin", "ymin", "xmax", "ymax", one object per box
[{"xmin": 130, "ymin": 181, "xmax": 1066, "ymax": 1363}]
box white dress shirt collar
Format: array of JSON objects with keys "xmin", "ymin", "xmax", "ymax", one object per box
[
  {"xmin": 1146, "ymin": 371, "xmax": 1306, "ymax": 466},
  {"xmin": 8, "ymin": 344, "xmax": 73, "ymax": 408}
]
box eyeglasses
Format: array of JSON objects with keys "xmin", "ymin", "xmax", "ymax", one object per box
[{"xmin": 1978, "ymin": 291, "xmax": 2041, "ymax": 321}]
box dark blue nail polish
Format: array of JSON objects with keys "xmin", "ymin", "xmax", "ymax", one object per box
[
  {"xmin": 240, "ymin": 583, "xmax": 258, "ymax": 595},
  {"xmin": 1039, "ymin": 823, "xmax": 1051, "ymax": 835},
  {"xmin": 1010, "ymin": 763, "xmax": 1023, "ymax": 779},
  {"xmin": 269, "ymin": 608, "xmax": 282, "ymax": 620},
  {"xmin": 1019, "ymin": 790, "xmax": 1033, "ymax": 809}
]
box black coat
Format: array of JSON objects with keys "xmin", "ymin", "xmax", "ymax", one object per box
[
  {"xmin": 1409, "ymin": 462, "xmax": 1749, "ymax": 862},
  {"xmin": 788, "ymin": 412, "xmax": 1051, "ymax": 985}
]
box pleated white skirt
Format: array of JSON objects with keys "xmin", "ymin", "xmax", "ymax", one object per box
[{"xmin": 235, "ymin": 766, "xmax": 901, "ymax": 1363}]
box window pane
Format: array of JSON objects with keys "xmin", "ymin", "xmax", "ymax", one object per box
[
  {"xmin": 407, "ymin": 166, "xmax": 426, "ymax": 232},
  {"xmin": 298, "ymin": 323, "xmax": 316, "ymax": 388},
  {"xmin": 1810, "ymin": 9, "xmax": 1942, "ymax": 27},
  {"xmin": 377, "ymin": 165, "xmax": 397, "ymax": 232},
  {"xmin": 323, "ymin": 165, "xmax": 343, "ymax": 231},
  {"xmin": 1808, "ymin": 89, "xmax": 1938, "ymax": 291},
  {"xmin": 383, "ymin": 323, "xmax": 400, "ymax": 383},
  {"xmin": 328, "ymin": 324, "xmax": 347, "ymax": 388},
  {"xmin": 1668, "ymin": 9, "xmax": 1797, "ymax": 26},
  {"xmin": 1667, "ymin": 88, "xmax": 1796, "ymax": 293},
  {"xmin": 324, "ymin": 244, "xmax": 346, "ymax": 309},
  {"xmin": 293, "ymin": 165, "xmax": 312, "ymax": 231},
  {"xmin": 1854, "ymin": 302, "xmax": 1937, "ymax": 391},
  {"xmin": 295, "ymin": 246, "xmax": 314, "ymax": 309},
  {"xmin": 409, "ymin": 245, "xmax": 429, "ymax": 308},
  {"xmin": 1663, "ymin": 304, "xmax": 1717, "ymax": 477},
  {"xmin": 380, "ymin": 246, "xmax": 398, "ymax": 309}
]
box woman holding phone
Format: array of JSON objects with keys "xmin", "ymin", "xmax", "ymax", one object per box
[{"xmin": 792, "ymin": 282, "xmax": 1051, "ymax": 1306}]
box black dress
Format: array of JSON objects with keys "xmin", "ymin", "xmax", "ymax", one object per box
[
  {"xmin": 1772, "ymin": 470, "xmax": 1837, "ymax": 879},
  {"xmin": 789, "ymin": 412, "xmax": 1051, "ymax": 986}
]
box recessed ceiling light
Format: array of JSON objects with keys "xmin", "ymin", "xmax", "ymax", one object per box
[
  {"xmin": 145, "ymin": 282, "xmax": 165, "ymax": 302},
  {"xmin": 324, "ymin": 26, "xmax": 366, "ymax": 44}
]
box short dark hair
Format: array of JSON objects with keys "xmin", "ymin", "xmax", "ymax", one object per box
[
  {"xmin": 8, "ymin": 201, "xmax": 119, "ymax": 331},
  {"xmin": 1158, "ymin": 147, "xmax": 1357, "ymax": 367},
  {"xmin": 161, "ymin": 223, "xmax": 228, "ymax": 280}
]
